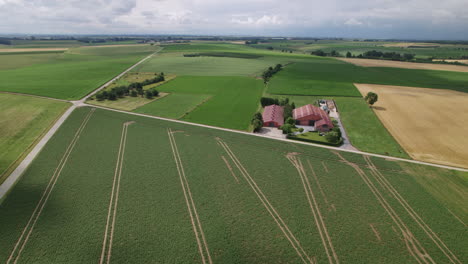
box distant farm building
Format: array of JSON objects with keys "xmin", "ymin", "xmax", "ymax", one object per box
[
  {"xmin": 262, "ymin": 105, "xmax": 284, "ymax": 128},
  {"xmin": 293, "ymin": 104, "xmax": 334, "ymax": 132}
]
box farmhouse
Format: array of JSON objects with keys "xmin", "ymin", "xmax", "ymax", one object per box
[
  {"xmin": 293, "ymin": 104, "xmax": 333, "ymax": 132},
  {"xmin": 262, "ymin": 104, "xmax": 284, "ymax": 127}
]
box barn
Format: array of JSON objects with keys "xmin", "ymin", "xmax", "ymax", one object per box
[
  {"xmin": 262, "ymin": 105, "xmax": 284, "ymax": 128},
  {"xmin": 293, "ymin": 104, "xmax": 333, "ymax": 132}
]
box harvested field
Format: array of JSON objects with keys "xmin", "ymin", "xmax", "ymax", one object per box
[
  {"xmin": 380, "ymin": 43, "xmax": 441, "ymax": 48},
  {"xmin": 355, "ymin": 83, "xmax": 468, "ymax": 168},
  {"xmin": 434, "ymin": 59, "xmax": 468, "ymax": 64},
  {"xmin": 0, "ymin": 107, "xmax": 466, "ymax": 263},
  {"xmin": 337, "ymin": 58, "xmax": 468, "ymax": 73},
  {"xmin": 0, "ymin": 48, "xmax": 68, "ymax": 53}
]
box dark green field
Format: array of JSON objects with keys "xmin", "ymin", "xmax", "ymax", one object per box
[{"xmin": 0, "ymin": 107, "xmax": 465, "ymax": 263}]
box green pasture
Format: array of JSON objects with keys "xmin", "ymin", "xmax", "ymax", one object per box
[
  {"xmin": 0, "ymin": 45, "xmax": 159, "ymax": 100},
  {"xmin": 134, "ymin": 93, "xmax": 211, "ymax": 119},
  {"xmin": 268, "ymin": 58, "xmax": 468, "ymax": 96},
  {"xmin": 134, "ymin": 76, "xmax": 264, "ymax": 130},
  {"xmin": 0, "ymin": 93, "xmax": 70, "ymax": 184},
  {"xmin": 0, "ymin": 107, "xmax": 465, "ymax": 263},
  {"xmin": 133, "ymin": 53, "xmax": 285, "ymax": 76}
]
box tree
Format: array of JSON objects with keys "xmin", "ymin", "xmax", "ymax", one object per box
[
  {"xmin": 285, "ymin": 117, "xmax": 295, "ymax": 125},
  {"xmin": 330, "ymin": 50, "xmax": 339, "ymax": 57},
  {"xmin": 283, "ymin": 104, "xmax": 293, "ymax": 119},
  {"xmin": 108, "ymin": 92, "xmax": 117, "ymax": 101},
  {"xmin": 95, "ymin": 92, "xmax": 105, "ymax": 101},
  {"xmin": 252, "ymin": 119, "xmax": 263, "ymax": 132},
  {"xmin": 252, "ymin": 112, "xmax": 262, "ymax": 123},
  {"xmin": 145, "ymin": 90, "xmax": 153, "ymax": 99},
  {"xmin": 130, "ymin": 90, "xmax": 138, "ymax": 97},
  {"xmin": 151, "ymin": 89, "xmax": 159, "ymax": 97},
  {"xmin": 280, "ymin": 124, "xmax": 294, "ymax": 134},
  {"xmin": 325, "ymin": 131, "xmax": 341, "ymax": 144},
  {"xmin": 364, "ymin": 92, "xmax": 379, "ymax": 106},
  {"xmin": 291, "ymin": 102, "xmax": 296, "ymax": 109},
  {"xmin": 346, "ymin": 51, "xmax": 352, "ymax": 58}
]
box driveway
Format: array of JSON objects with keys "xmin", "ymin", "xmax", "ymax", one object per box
[
  {"xmin": 258, "ymin": 127, "xmax": 286, "ymax": 139},
  {"xmin": 329, "ymin": 109, "xmax": 358, "ymax": 151}
]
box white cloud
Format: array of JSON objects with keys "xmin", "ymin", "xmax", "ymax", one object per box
[
  {"xmin": 0, "ymin": 0, "xmax": 467, "ymax": 39},
  {"xmin": 344, "ymin": 18, "xmax": 363, "ymax": 26}
]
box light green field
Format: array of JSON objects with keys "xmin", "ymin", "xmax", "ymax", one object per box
[
  {"xmin": 133, "ymin": 53, "xmax": 284, "ymax": 76},
  {"xmin": 0, "ymin": 53, "xmax": 63, "ymax": 70},
  {"xmin": 134, "ymin": 93, "xmax": 211, "ymax": 119},
  {"xmin": 134, "ymin": 76, "xmax": 265, "ymax": 130},
  {"xmin": 0, "ymin": 93, "xmax": 70, "ymax": 183},
  {"xmin": 0, "ymin": 107, "xmax": 465, "ymax": 263},
  {"xmin": 0, "ymin": 45, "xmax": 159, "ymax": 100}
]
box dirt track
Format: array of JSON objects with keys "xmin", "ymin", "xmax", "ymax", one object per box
[
  {"xmin": 337, "ymin": 58, "xmax": 468, "ymax": 73},
  {"xmin": 355, "ymin": 83, "xmax": 468, "ymax": 169}
]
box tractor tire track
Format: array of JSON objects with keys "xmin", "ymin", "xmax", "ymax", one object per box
[
  {"xmin": 333, "ymin": 152, "xmax": 435, "ymax": 264},
  {"xmin": 364, "ymin": 156, "xmax": 462, "ymax": 264},
  {"xmin": 287, "ymin": 154, "xmax": 339, "ymax": 264},
  {"xmin": 6, "ymin": 108, "xmax": 95, "ymax": 264},
  {"xmin": 168, "ymin": 129, "xmax": 212, "ymax": 264},
  {"xmin": 217, "ymin": 138, "xmax": 314, "ymax": 264},
  {"xmin": 99, "ymin": 121, "xmax": 132, "ymax": 264}
]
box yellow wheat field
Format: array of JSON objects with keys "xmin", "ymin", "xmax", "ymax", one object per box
[{"xmin": 355, "ymin": 83, "xmax": 468, "ymax": 168}]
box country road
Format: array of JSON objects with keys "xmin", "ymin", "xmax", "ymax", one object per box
[{"xmin": 1, "ymin": 47, "xmax": 467, "ymax": 202}]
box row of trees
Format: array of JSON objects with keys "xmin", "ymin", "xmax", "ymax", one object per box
[
  {"xmin": 261, "ymin": 64, "xmax": 283, "ymax": 83},
  {"xmin": 350, "ymin": 50, "xmax": 415, "ymax": 61},
  {"xmin": 311, "ymin": 50, "xmax": 339, "ymax": 57},
  {"xmin": 95, "ymin": 73, "xmax": 165, "ymax": 101}
]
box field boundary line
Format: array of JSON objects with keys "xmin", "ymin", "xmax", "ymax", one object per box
[
  {"xmin": 85, "ymin": 104, "xmax": 468, "ymax": 172},
  {"xmin": 334, "ymin": 152, "xmax": 435, "ymax": 264},
  {"xmin": 6, "ymin": 108, "xmax": 95, "ymax": 264},
  {"xmin": 364, "ymin": 156, "xmax": 462, "ymax": 264},
  {"xmin": 99, "ymin": 121, "xmax": 132, "ymax": 264},
  {"xmin": 168, "ymin": 128, "xmax": 212, "ymax": 264},
  {"xmin": 287, "ymin": 154, "xmax": 339, "ymax": 264},
  {"xmin": 217, "ymin": 139, "xmax": 314, "ymax": 264}
]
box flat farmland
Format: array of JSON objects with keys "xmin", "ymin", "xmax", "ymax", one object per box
[
  {"xmin": 337, "ymin": 58, "xmax": 468, "ymax": 73},
  {"xmin": 355, "ymin": 83, "xmax": 468, "ymax": 168},
  {"xmin": 0, "ymin": 107, "xmax": 466, "ymax": 263},
  {"xmin": 0, "ymin": 93, "xmax": 70, "ymax": 184},
  {"xmin": 0, "ymin": 45, "xmax": 159, "ymax": 100},
  {"xmin": 133, "ymin": 76, "xmax": 264, "ymax": 130},
  {"xmin": 133, "ymin": 53, "xmax": 285, "ymax": 76}
]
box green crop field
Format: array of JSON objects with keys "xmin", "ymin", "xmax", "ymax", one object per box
[
  {"xmin": 134, "ymin": 93, "xmax": 211, "ymax": 119},
  {"xmin": 268, "ymin": 58, "xmax": 468, "ymax": 96},
  {"xmin": 0, "ymin": 45, "xmax": 159, "ymax": 100},
  {"xmin": 0, "ymin": 53, "xmax": 63, "ymax": 70},
  {"xmin": 133, "ymin": 76, "xmax": 264, "ymax": 130},
  {"xmin": 0, "ymin": 93, "xmax": 70, "ymax": 184},
  {"xmin": 0, "ymin": 107, "xmax": 465, "ymax": 263},
  {"xmin": 133, "ymin": 52, "xmax": 285, "ymax": 76},
  {"xmin": 249, "ymin": 39, "xmax": 468, "ymax": 59}
]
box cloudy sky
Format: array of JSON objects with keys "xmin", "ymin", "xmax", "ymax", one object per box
[{"xmin": 1, "ymin": 0, "xmax": 467, "ymax": 39}]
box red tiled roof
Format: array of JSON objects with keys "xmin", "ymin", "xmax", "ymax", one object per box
[
  {"xmin": 294, "ymin": 104, "xmax": 333, "ymax": 128},
  {"xmin": 262, "ymin": 105, "xmax": 284, "ymax": 126},
  {"xmin": 293, "ymin": 104, "xmax": 323, "ymax": 120}
]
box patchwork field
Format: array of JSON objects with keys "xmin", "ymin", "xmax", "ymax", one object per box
[
  {"xmin": 131, "ymin": 76, "xmax": 264, "ymax": 130},
  {"xmin": 133, "ymin": 53, "xmax": 285, "ymax": 76},
  {"xmin": 337, "ymin": 58, "xmax": 468, "ymax": 73},
  {"xmin": 0, "ymin": 107, "xmax": 466, "ymax": 263},
  {"xmin": 0, "ymin": 93, "xmax": 70, "ymax": 183},
  {"xmin": 355, "ymin": 83, "xmax": 468, "ymax": 168},
  {"xmin": 0, "ymin": 45, "xmax": 159, "ymax": 100}
]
